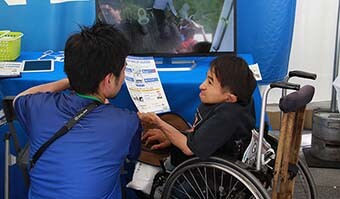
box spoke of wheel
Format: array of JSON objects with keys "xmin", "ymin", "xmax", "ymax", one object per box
[
  {"xmin": 227, "ymin": 172, "xmax": 232, "ymax": 193},
  {"xmin": 196, "ymin": 167, "xmax": 216, "ymax": 198},
  {"xmin": 204, "ymin": 167, "xmax": 208, "ymax": 198},
  {"xmin": 172, "ymin": 182, "xmax": 190, "ymax": 198},
  {"xmin": 205, "ymin": 167, "xmax": 216, "ymax": 199},
  {"xmin": 225, "ymin": 180, "xmax": 240, "ymax": 198},
  {"xmin": 174, "ymin": 179, "xmax": 194, "ymax": 199},
  {"xmin": 170, "ymin": 194, "xmax": 180, "ymax": 199},
  {"xmin": 236, "ymin": 186, "xmax": 247, "ymax": 197},
  {"xmin": 293, "ymin": 172, "xmax": 310, "ymax": 198},
  {"xmin": 188, "ymin": 168, "xmax": 205, "ymax": 198},
  {"xmin": 219, "ymin": 172, "xmax": 225, "ymax": 199},
  {"xmin": 180, "ymin": 172, "xmax": 203, "ymax": 199},
  {"xmin": 213, "ymin": 168, "xmax": 217, "ymax": 198},
  {"xmin": 297, "ymin": 172, "xmax": 309, "ymax": 195}
]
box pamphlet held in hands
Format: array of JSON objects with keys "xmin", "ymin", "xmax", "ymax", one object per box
[{"xmin": 125, "ymin": 56, "xmax": 171, "ymax": 114}]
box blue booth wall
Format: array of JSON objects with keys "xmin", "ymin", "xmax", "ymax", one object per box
[
  {"xmin": 237, "ymin": 0, "xmax": 297, "ymax": 84},
  {"xmin": 0, "ymin": 0, "xmax": 95, "ymax": 51},
  {"xmin": 0, "ymin": 0, "xmax": 296, "ymax": 83}
]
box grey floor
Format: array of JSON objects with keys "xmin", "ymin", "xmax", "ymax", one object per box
[
  {"xmin": 301, "ymin": 133, "xmax": 340, "ymax": 199},
  {"xmin": 309, "ymin": 167, "xmax": 340, "ymax": 198},
  {"xmin": 275, "ymin": 130, "xmax": 340, "ymax": 199}
]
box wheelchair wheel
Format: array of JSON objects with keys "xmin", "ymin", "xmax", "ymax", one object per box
[
  {"xmin": 161, "ymin": 157, "xmax": 270, "ymax": 199},
  {"xmin": 291, "ymin": 159, "xmax": 317, "ymax": 199}
]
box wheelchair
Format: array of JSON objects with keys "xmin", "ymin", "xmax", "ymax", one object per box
[{"xmin": 143, "ymin": 71, "xmax": 318, "ymax": 199}]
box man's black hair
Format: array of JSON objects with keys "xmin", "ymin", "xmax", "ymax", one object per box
[
  {"xmin": 210, "ymin": 55, "xmax": 256, "ymax": 105},
  {"xmin": 64, "ymin": 22, "xmax": 130, "ymax": 94}
]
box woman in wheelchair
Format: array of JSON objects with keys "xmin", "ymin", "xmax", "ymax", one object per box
[
  {"xmin": 139, "ymin": 55, "xmax": 256, "ymax": 167},
  {"xmin": 138, "ymin": 55, "xmax": 256, "ymax": 171}
]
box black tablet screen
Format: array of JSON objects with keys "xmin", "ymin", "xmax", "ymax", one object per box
[{"xmin": 23, "ymin": 60, "xmax": 52, "ymax": 71}]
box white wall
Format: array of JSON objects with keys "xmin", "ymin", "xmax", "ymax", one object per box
[{"xmin": 263, "ymin": 0, "xmax": 339, "ymax": 104}]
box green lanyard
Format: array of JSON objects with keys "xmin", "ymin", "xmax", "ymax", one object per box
[{"xmin": 76, "ymin": 93, "xmax": 103, "ymax": 104}]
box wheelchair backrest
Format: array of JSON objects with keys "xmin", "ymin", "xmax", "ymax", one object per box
[
  {"xmin": 2, "ymin": 96, "xmax": 16, "ymax": 123},
  {"xmin": 2, "ymin": 96, "xmax": 31, "ymax": 187}
]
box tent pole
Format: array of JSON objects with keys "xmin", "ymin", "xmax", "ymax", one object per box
[{"xmin": 331, "ymin": 0, "xmax": 340, "ymax": 112}]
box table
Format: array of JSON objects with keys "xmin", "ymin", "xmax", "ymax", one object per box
[{"xmin": 0, "ymin": 52, "xmax": 263, "ymax": 199}]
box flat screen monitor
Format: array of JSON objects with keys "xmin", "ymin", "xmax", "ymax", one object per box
[{"xmin": 96, "ymin": 0, "xmax": 235, "ymax": 58}]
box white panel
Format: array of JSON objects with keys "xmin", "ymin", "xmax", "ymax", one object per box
[
  {"xmin": 50, "ymin": 0, "xmax": 89, "ymax": 4},
  {"xmin": 4, "ymin": 0, "xmax": 26, "ymax": 6},
  {"xmin": 264, "ymin": 0, "xmax": 339, "ymax": 104}
]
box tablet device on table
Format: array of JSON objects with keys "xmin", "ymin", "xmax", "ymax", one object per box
[{"xmin": 22, "ymin": 60, "xmax": 54, "ymax": 72}]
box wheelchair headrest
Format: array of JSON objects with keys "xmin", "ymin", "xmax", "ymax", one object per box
[{"xmin": 279, "ymin": 85, "xmax": 315, "ymax": 113}]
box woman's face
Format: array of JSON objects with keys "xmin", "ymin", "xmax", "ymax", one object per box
[{"xmin": 199, "ymin": 69, "xmax": 229, "ymax": 104}]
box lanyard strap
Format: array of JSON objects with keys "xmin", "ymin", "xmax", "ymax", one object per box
[{"xmin": 29, "ymin": 101, "xmax": 102, "ymax": 169}]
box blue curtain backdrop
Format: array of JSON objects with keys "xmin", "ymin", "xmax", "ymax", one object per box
[
  {"xmin": 0, "ymin": 0, "xmax": 95, "ymax": 51},
  {"xmin": 0, "ymin": 0, "xmax": 296, "ymax": 83},
  {"xmin": 237, "ymin": 0, "xmax": 296, "ymax": 84}
]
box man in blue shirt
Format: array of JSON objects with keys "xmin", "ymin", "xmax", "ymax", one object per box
[{"xmin": 13, "ymin": 22, "xmax": 141, "ymax": 199}]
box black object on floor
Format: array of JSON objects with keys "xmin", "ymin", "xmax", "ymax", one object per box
[{"xmin": 303, "ymin": 147, "xmax": 340, "ymax": 169}]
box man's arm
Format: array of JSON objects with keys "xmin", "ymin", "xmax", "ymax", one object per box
[
  {"xmin": 138, "ymin": 112, "xmax": 193, "ymax": 156},
  {"xmin": 13, "ymin": 78, "xmax": 70, "ymax": 106}
]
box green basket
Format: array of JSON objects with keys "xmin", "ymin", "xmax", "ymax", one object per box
[{"xmin": 0, "ymin": 31, "xmax": 24, "ymax": 61}]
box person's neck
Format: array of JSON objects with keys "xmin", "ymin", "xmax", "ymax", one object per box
[
  {"xmin": 76, "ymin": 93, "xmax": 105, "ymax": 104},
  {"xmin": 91, "ymin": 93, "xmax": 106, "ymax": 104}
]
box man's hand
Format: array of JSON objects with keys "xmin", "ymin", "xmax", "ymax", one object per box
[
  {"xmin": 137, "ymin": 112, "xmax": 162, "ymax": 127},
  {"xmin": 142, "ymin": 128, "xmax": 171, "ymax": 150}
]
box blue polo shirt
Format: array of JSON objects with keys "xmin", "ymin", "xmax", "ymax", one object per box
[{"xmin": 14, "ymin": 92, "xmax": 141, "ymax": 199}]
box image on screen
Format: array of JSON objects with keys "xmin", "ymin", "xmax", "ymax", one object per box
[{"xmin": 96, "ymin": 0, "xmax": 235, "ymax": 55}]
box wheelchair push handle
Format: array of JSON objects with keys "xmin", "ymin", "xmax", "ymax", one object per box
[
  {"xmin": 270, "ymin": 81, "xmax": 300, "ymax": 91},
  {"xmin": 288, "ymin": 70, "xmax": 317, "ymax": 80},
  {"xmin": 257, "ymin": 81, "xmax": 300, "ymax": 171}
]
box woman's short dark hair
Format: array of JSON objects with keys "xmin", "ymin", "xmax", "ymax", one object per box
[
  {"xmin": 64, "ymin": 22, "xmax": 130, "ymax": 94},
  {"xmin": 210, "ymin": 55, "xmax": 256, "ymax": 105}
]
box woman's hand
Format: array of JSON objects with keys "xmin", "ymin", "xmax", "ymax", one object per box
[
  {"xmin": 142, "ymin": 128, "xmax": 171, "ymax": 150},
  {"xmin": 137, "ymin": 112, "xmax": 162, "ymax": 127}
]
